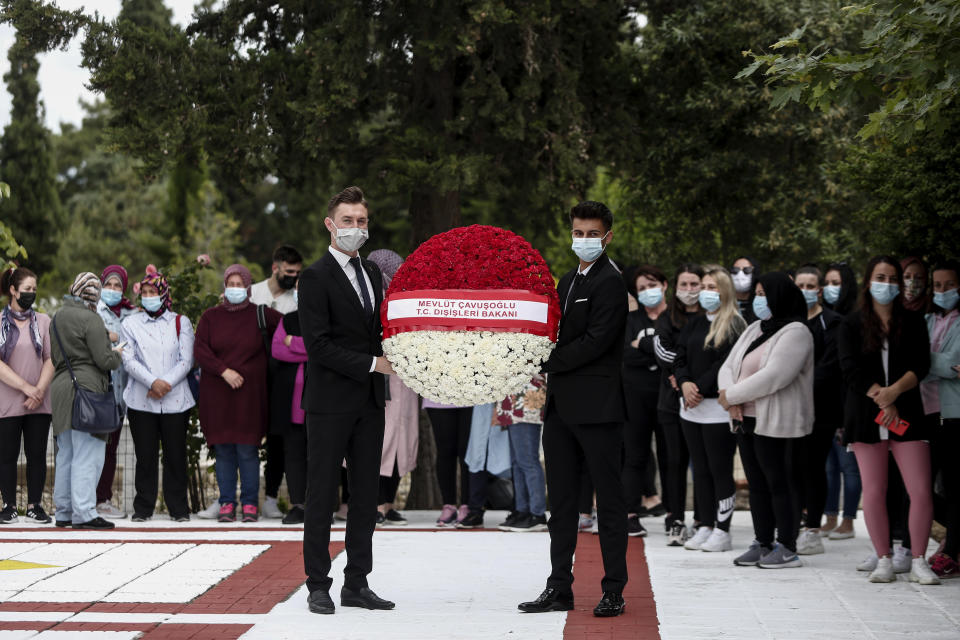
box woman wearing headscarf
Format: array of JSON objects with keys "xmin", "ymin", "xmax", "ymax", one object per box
[
  {"xmin": 119, "ymin": 269, "xmax": 195, "ymax": 522},
  {"xmin": 0, "ymin": 267, "xmax": 53, "ymax": 525},
  {"xmin": 50, "ymin": 272, "xmax": 124, "ymax": 529},
  {"xmin": 94, "ymin": 264, "xmax": 139, "ymax": 519},
  {"xmin": 719, "ymin": 272, "xmax": 814, "ymax": 568},
  {"xmin": 367, "ymin": 249, "xmax": 419, "ymax": 526},
  {"xmin": 901, "ymin": 256, "xmax": 931, "ymax": 314},
  {"xmin": 194, "ymin": 264, "xmax": 281, "ymax": 522}
]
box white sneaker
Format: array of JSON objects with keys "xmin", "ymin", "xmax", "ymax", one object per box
[
  {"xmin": 909, "ymin": 557, "xmax": 941, "ymax": 585},
  {"xmin": 590, "ymin": 518, "xmax": 599, "ymax": 535},
  {"xmin": 262, "ymin": 496, "xmax": 283, "ymax": 519},
  {"xmin": 684, "ymin": 526, "xmax": 713, "ymax": 551},
  {"xmin": 196, "ymin": 501, "xmax": 221, "ymax": 519},
  {"xmin": 857, "ymin": 554, "xmax": 879, "ymax": 572},
  {"xmin": 96, "ymin": 502, "xmax": 126, "ymax": 520},
  {"xmin": 796, "ymin": 529, "xmax": 825, "ymax": 555},
  {"xmin": 700, "ymin": 528, "xmax": 732, "ymax": 552},
  {"xmin": 869, "ymin": 556, "xmax": 896, "ymax": 583},
  {"xmin": 893, "ymin": 544, "xmax": 912, "ymax": 573}
]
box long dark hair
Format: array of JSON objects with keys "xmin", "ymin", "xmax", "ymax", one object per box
[
  {"xmin": 2, "ymin": 266, "xmax": 36, "ymax": 301},
  {"xmin": 669, "ymin": 263, "xmax": 704, "ymax": 328},
  {"xmin": 825, "ymin": 261, "xmax": 858, "ymax": 315},
  {"xmin": 860, "ymin": 255, "xmax": 904, "ymax": 353}
]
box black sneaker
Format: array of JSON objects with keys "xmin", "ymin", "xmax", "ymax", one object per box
[
  {"xmin": 375, "ymin": 511, "xmax": 386, "ymax": 527},
  {"xmin": 55, "ymin": 520, "xmax": 71, "ymax": 528},
  {"xmin": 73, "ymin": 517, "xmax": 115, "ymax": 530},
  {"xmin": 25, "ymin": 505, "xmax": 51, "ymax": 524},
  {"xmin": 384, "ymin": 509, "xmax": 407, "ymax": 526},
  {"xmin": 455, "ymin": 510, "xmax": 484, "ymax": 529},
  {"xmin": 0, "ymin": 504, "xmax": 19, "ymax": 524},
  {"xmin": 628, "ymin": 515, "xmax": 647, "ymax": 537},
  {"xmin": 282, "ymin": 506, "xmax": 304, "ymax": 525},
  {"xmin": 506, "ymin": 513, "xmax": 549, "ymax": 532},
  {"xmin": 131, "ymin": 514, "xmax": 152, "ymax": 523},
  {"xmin": 498, "ymin": 511, "xmax": 525, "ymax": 531},
  {"xmin": 172, "ymin": 514, "xmax": 190, "ymax": 523}
]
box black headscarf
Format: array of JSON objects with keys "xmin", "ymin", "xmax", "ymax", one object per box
[{"xmin": 745, "ymin": 271, "xmax": 809, "ymax": 356}]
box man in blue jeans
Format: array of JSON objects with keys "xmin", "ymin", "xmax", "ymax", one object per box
[{"xmin": 497, "ymin": 376, "xmax": 548, "ymax": 532}]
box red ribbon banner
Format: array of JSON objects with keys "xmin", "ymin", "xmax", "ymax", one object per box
[{"xmin": 382, "ymin": 289, "xmax": 559, "ymax": 342}]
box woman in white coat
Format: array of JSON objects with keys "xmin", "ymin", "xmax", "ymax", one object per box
[{"xmin": 719, "ymin": 272, "xmax": 814, "ymax": 569}]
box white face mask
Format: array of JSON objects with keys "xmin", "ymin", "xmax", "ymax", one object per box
[
  {"xmin": 571, "ymin": 231, "xmax": 609, "ymax": 263},
  {"xmin": 329, "ymin": 218, "xmax": 369, "ymax": 253},
  {"xmin": 732, "ymin": 271, "xmax": 753, "ymax": 294}
]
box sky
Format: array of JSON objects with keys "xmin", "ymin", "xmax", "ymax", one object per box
[{"xmin": 0, "ymin": 0, "xmax": 198, "ymax": 132}]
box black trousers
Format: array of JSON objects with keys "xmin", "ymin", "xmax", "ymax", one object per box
[
  {"xmin": 426, "ymin": 407, "xmax": 472, "ymax": 506},
  {"xmin": 304, "ymin": 407, "xmax": 384, "ymax": 593},
  {"xmin": 127, "ymin": 409, "xmax": 190, "ymax": 519},
  {"xmin": 659, "ymin": 410, "xmax": 690, "ymax": 525},
  {"xmin": 379, "ymin": 460, "xmax": 401, "ymax": 506},
  {"xmin": 934, "ymin": 418, "xmax": 960, "ymax": 558},
  {"xmin": 681, "ymin": 419, "xmax": 736, "ymax": 531},
  {"xmin": 543, "ymin": 406, "xmax": 627, "ymax": 595},
  {"xmin": 737, "ymin": 424, "xmax": 799, "ymax": 551},
  {"xmin": 0, "ymin": 413, "xmax": 51, "ymax": 506},
  {"xmin": 623, "ymin": 389, "xmax": 665, "ymax": 514},
  {"xmin": 264, "ymin": 433, "xmax": 285, "ymax": 499},
  {"xmin": 284, "ymin": 424, "xmax": 307, "ymax": 506},
  {"xmin": 793, "ymin": 422, "xmax": 835, "ymax": 529}
]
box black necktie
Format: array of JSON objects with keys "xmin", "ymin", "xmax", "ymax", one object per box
[
  {"xmin": 349, "ymin": 257, "xmax": 374, "ymax": 318},
  {"xmin": 565, "ymin": 273, "xmax": 585, "ymax": 313}
]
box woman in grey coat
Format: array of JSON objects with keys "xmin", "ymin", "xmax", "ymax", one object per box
[{"xmin": 50, "ymin": 273, "xmax": 123, "ymax": 529}]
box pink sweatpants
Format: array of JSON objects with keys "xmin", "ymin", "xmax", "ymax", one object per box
[{"xmin": 852, "ymin": 440, "xmax": 933, "ymax": 558}]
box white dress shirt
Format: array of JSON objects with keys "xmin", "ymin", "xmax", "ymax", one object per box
[
  {"xmin": 328, "ymin": 246, "xmax": 378, "ymax": 373},
  {"xmin": 250, "ymin": 279, "xmax": 298, "ymax": 314},
  {"xmin": 119, "ymin": 309, "xmax": 196, "ymax": 414}
]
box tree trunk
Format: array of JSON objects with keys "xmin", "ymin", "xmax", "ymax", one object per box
[
  {"xmin": 404, "ymin": 409, "xmax": 443, "ymax": 509},
  {"xmin": 408, "ymin": 187, "xmax": 461, "ymax": 247}
]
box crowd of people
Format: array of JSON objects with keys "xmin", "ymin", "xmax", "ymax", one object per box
[{"xmin": 0, "ymin": 240, "xmax": 957, "ymax": 587}]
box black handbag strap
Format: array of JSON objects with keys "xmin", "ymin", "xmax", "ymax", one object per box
[
  {"xmin": 256, "ymin": 304, "xmax": 270, "ymax": 355},
  {"xmin": 50, "ymin": 317, "xmax": 80, "ymax": 390}
]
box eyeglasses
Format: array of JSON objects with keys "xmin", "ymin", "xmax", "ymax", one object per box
[{"xmin": 731, "ymin": 266, "xmax": 754, "ymax": 275}]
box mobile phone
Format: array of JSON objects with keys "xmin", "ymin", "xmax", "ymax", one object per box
[
  {"xmin": 874, "ymin": 410, "xmax": 909, "ymax": 435},
  {"xmin": 115, "ymin": 341, "xmax": 128, "ymax": 350}
]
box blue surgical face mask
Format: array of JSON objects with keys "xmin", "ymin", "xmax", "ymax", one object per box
[
  {"xmin": 752, "ymin": 295, "xmax": 773, "ymax": 320},
  {"xmin": 934, "ymin": 288, "xmax": 959, "ymax": 311},
  {"xmin": 823, "ymin": 284, "xmax": 841, "ymax": 304},
  {"xmin": 225, "ymin": 287, "xmax": 248, "ymax": 304},
  {"xmin": 801, "ymin": 289, "xmax": 819, "ymax": 308},
  {"xmin": 101, "ymin": 289, "xmax": 122, "ymax": 307},
  {"xmin": 870, "ymin": 281, "xmax": 899, "ymax": 305},
  {"xmin": 571, "ymin": 232, "xmax": 609, "ymax": 263},
  {"xmin": 141, "ymin": 296, "xmax": 164, "ymax": 313},
  {"xmin": 698, "ymin": 290, "xmax": 721, "ymax": 312},
  {"xmin": 293, "ymin": 289, "xmax": 299, "ymax": 306},
  {"xmin": 637, "ymin": 287, "xmax": 663, "ymax": 308}
]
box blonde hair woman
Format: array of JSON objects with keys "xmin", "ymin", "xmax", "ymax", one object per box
[{"xmin": 674, "ymin": 265, "xmax": 746, "ymax": 552}]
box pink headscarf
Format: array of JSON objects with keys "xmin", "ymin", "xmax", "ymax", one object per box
[{"xmin": 223, "ymin": 263, "xmax": 253, "ymax": 312}]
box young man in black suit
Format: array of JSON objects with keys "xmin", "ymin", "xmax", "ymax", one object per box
[
  {"xmin": 298, "ymin": 186, "xmax": 396, "ymax": 615},
  {"xmin": 519, "ymin": 200, "xmax": 629, "ymax": 618}
]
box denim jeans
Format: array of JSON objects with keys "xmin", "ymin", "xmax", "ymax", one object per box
[
  {"xmin": 508, "ymin": 422, "xmax": 546, "ymax": 516},
  {"xmin": 825, "ymin": 438, "xmax": 861, "ymax": 519},
  {"xmin": 214, "ymin": 444, "xmax": 260, "ymax": 506},
  {"xmin": 54, "ymin": 430, "xmax": 107, "ymax": 523}
]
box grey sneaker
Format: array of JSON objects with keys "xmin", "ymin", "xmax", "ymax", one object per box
[
  {"xmin": 734, "ymin": 540, "xmax": 771, "ymax": 566},
  {"xmin": 758, "ymin": 543, "xmax": 802, "ymax": 569}
]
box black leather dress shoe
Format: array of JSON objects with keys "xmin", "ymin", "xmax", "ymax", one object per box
[
  {"xmin": 518, "ymin": 587, "xmax": 574, "ymax": 613},
  {"xmin": 341, "ymin": 586, "xmax": 395, "ymax": 610},
  {"xmin": 593, "ymin": 592, "xmax": 625, "ymax": 617},
  {"xmin": 308, "ymin": 590, "xmax": 335, "ymax": 615}
]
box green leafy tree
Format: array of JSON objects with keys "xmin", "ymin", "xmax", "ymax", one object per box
[{"xmin": 740, "ymin": 0, "xmax": 960, "ymax": 143}]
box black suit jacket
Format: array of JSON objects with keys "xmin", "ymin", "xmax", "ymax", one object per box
[
  {"xmin": 298, "ymin": 251, "xmax": 386, "ymax": 414},
  {"xmin": 542, "ymin": 254, "xmax": 627, "ymax": 424}
]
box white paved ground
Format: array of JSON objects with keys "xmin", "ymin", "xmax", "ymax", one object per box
[{"xmin": 1, "ymin": 511, "xmax": 958, "ymax": 639}]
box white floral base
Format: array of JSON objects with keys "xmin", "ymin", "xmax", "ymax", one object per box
[{"xmin": 383, "ymin": 330, "xmax": 555, "ymax": 405}]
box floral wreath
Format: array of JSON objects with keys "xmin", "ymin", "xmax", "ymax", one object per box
[{"xmin": 382, "ymin": 225, "xmax": 560, "ymax": 405}]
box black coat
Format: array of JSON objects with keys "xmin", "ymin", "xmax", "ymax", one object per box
[
  {"xmin": 298, "ymin": 251, "xmax": 386, "ymax": 414},
  {"xmin": 838, "ymin": 309, "xmax": 931, "ymax": 443},
  {"xmin": 807, "ymin": 307, "xmax": 843, "ymax": 428},
  {"xmin": 543, "ymin": 254, "xmax": 627, "ymax": 424},
  {"xmin": 622, "ymin": 309, "xmax": 661, "ymax": 394},
  {"xmin": 674, "ymin": 314, "xmax": 738, "ymax": 399}
]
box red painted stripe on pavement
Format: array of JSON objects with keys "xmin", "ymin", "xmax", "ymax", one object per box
[
  {"xmin": 139, "ymin": 623, "xmax": 254, "ymax": 639},
  {"xmin": 565, "ymin": 534, "xmax": 660, "ymax": 639}
]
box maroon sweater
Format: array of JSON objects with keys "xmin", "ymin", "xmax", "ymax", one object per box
[{"xmin": 194, "ymin": 303, "xmax": 281, "ymax": 445}]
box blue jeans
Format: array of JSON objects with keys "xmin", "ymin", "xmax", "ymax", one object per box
[
  {"xmin": 508, "ymin": 422, "xmax": 546, "ymax": 516},
  {"xmin": 54, "ymin": 430, "xmax": 106, "ymax": 523},
  {"xmin": 214, "ymin": 444, "xmax": 260, "ymax": 506},
  {"xmin": 825, "ymin": 438, "xmax": 861, "ymax": 519}
]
